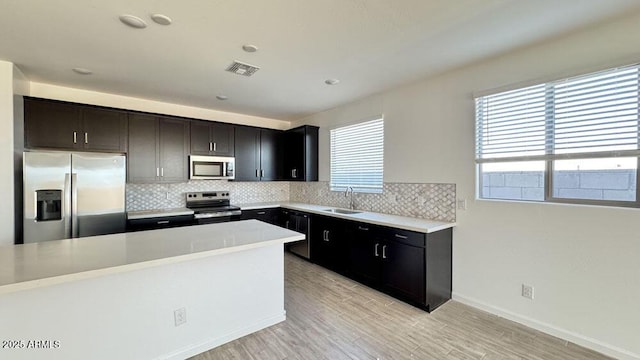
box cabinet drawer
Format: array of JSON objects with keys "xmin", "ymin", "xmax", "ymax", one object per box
[{"xmin": 380, "ymin": 227, "xmax": 426, "ymax": 248}]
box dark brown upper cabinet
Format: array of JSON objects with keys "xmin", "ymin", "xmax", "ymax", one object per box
[
  {"xmin": 24, "ymin": 98, "xmax": 127, "ymax": 152},
  {"xmin": 234, "ymin": 126, "xmax": 282, "ymax": 181},
  {"xmin": 283, "ymin": 125, "xmax": 318, "ymax": 181},
  {"xmin": 128, "ymin": 114, "xmax": 190, "ymax": 183},
  {"xmin": 190, "ymin": 120, "xmax": 235, "ymax": 157}
]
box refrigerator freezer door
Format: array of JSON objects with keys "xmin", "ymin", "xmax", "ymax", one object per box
[
  {"xmin": 23, "ymin": 152, "xmax": 72, "ymax": 243},
  {"xmin": 72, "ymin": 153, "xmax": 126, "ymax": 238}
]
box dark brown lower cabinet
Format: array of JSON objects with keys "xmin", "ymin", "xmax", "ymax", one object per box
[
  {"xmin": 347, "ymin": 222, "xmax": 452, "ymax": 312},
  {"xmin": 239, "ymin": 208, "xmax": 281, "ymax": 225},
  {"xmin": 310, "ymin": 215, "xmax": 348, "ymax": 274}
]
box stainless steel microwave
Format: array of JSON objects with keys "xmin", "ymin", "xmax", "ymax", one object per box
[{"xmin": 189, "ymin": 156, "xmax": 235, "ymax": 180}]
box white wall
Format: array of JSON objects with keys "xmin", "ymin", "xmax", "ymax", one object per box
[
  {"xmin": 29, "ymin": 82, "xmax": 290, "ymax": 130},
  {"xmin": 294, "ymin": 11, "xmax": 640, "ymax": 359},
  {"xmin": 0, "ymin": 61, "xmax": 15, "ymax": 246}
]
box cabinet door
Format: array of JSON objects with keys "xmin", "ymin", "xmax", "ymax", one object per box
[
  {"xmin": 381, "ymin": 241, "xmax": 426, "ymax": 304},
  {"xmin": 127, "ymin": 114, "xmax": 159, "ymax": 183},
  {"xmin": 348, "ymin": 225, "xmax": 381, "ymax": 285},
  {"xmin": 210, "ymin": 123, "xmax": 234, "ymax": 156},
  {"xmin": 190, "ymin": 120, "xmax": 212, "ymax": 155},
  {"xmin": 311, "ymin": 216, "xmax": 346, "ymax": 273},
  {"xmin": 159, "ymin": 117, "xmax": 189, "ymax": 182},
  {"xmin": 284, "ymin": 127, "xmax": 304, "ymax": 180},
  {"xmin": 259, "ymin": 129, "xmax": 281, "ymax": 181},
  {"xmin": 234, "ymin": 127, "xmax": 260, "ymax": 181},
  {"xmin": 25, "ymin": 98, "xmax": 80, "ymax": 150},
  {"xmin": 81, "ymin": 108, "xmax": 127, "ymax": 152}
]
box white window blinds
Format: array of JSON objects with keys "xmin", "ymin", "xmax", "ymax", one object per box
[
  {"xmin": 476, "ymin": 64, "xmax": 640, "ymax": 163},
  {"xmin": 330, "ymin": 118, "xmax": 384, "ymax": 193}
]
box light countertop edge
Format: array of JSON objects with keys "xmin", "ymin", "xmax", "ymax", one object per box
[
  {"xmin": 0, "ymin": 220, "xmax": 304, "ymax": 295},
  {"xmin": 127, "ymin": 207, "xmax": 194, "ymax": 220},
  {"xmin": 237, "ymin": 201, "xmax": 456, "ymax": 233}
]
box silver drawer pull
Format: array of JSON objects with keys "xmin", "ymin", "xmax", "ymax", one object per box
[
  {"xmin": 257, "ymin": 211, "xmax": 266, "ymax": 215},
  {"xmin": 374, "ymin": 243, "xmax": 379, "ymax": 256},
  {"xmin": 382, "ymin": 245, "xmax": 387, "ymax": 259},
  {"xmin": 157, "ymin": 220, "xmax": 170, "ymax": 224},
  {"xmin": 73, "ymin": 131, "xmax": 77, "ymax": 144},
  {"xmin": 84, "ymin": 132, "xmax": 88, "ymax": 144},
  {"xmin": 394, "ymin": 234, "xmax": 408, "ymax": 239},
  {"xmin": 358, "ymin": 226, "xmax": 369, "ymax": 231}
]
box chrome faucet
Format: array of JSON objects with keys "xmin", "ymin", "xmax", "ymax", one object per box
[{"xmin": 345, "ymin": 186, "xmax": 355, "ymax": 209}]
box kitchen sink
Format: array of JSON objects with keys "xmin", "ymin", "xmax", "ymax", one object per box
[{"xmin": 322, "ymin": 208, "xmax": 362, "ymax": 215}]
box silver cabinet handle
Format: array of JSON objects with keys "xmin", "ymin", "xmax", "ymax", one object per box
[
  {"xmin": 156, "ymin": 168, "xmax": 160, "ymax": 177},
  {"xmin": 257, "ymin": 211, "xmax": 266, "ymax": 215},
  {"xmin": 256, "ymin": 169, "xmax": 259, "ymax": 178},
  {"xmin": 374, "ymin": 243, "xmax": 379, "ymax": 257},
  {"xmin": 261, "ymin": 169, "xmax": 264, "ymax": 177},
  {"xmin": 323, "ymin": 230, "xmax": 330, "ymax": 242},
  {"xmin": 157, "ymin": 220, "xmax": 170, "ymax": 224},
  {"xmin": 73, "ymin": 131, "xmax": 77, "ymax": 144},
  {"xmin": 161, "ymin": 168, "xmax": 164, "ymax": 177},
  {"xmin": 84, "ymin": 132, "xmax": 88, "ymax": 144},
  {"xmin": 285, "ymin": 220, "xmax": 290, "ymax": 228},
  {"xmin": 395, "ymin": 234, "xmax": 408, "ymax": 239},
  {"xmin": 358, "ymin": 226, "xmax": 369, "ymax": 231},
  {"xmin": 292, "ymin": 169, "xmax": 297, "ymax": 178},
  {"xmin": 213, "ymin": 142, "xmax": 217, "ymax": 152},
  {"xmin": 209, "ymin": 142, "xmax": 213, "ymax": 152},
  {"xmin": 382, "ymin": 245, "xmax": 387, "ymax": 259}
]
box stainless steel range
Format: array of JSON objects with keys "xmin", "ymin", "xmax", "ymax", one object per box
[{"xmin": 185, "ymin": 192, "xmax": 241, "ymax": 224}]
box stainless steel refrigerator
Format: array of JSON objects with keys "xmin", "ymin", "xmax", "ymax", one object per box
[{"xmin": 23, "ymin": 151, "xmax": 126, "ymax": 243}]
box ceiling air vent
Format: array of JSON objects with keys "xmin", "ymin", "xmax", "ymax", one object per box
[{"xmin": 225, "ymin": 60, "xmax": 260, "ymax": 77}]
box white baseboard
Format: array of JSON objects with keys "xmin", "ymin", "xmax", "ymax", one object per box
[
  {"xmin": 161, "ymin": 312, "xmax": 286, "ymax": 360},
  {"xmin": 452, "ymin": 293, "xmax": 639, "ymax": 360}
]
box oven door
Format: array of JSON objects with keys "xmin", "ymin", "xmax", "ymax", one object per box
[{"xmin": 189, "ymin": 156, "xmax": 235, "ymax": 180}]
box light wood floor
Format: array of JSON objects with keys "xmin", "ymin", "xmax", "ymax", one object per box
[{"xmin": 190, "ymin": 253, "xmax": 610, "ymax": 360}]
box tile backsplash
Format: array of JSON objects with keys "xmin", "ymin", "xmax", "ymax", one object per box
[
  {"xmin": 127, "ymin": 180, "xmax": 456, "ymax": 222},
  {"xmin": 126, "ymin": 181, "xmax": 290, "ymax": 211},
  {"xmin": 290, "ymin": 182, "xmax": 456, "ymax": 222}
]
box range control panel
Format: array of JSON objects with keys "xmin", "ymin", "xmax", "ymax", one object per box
[{"xmin": 185, "ymin": 191, "xmax": 231, "ymax": 201}]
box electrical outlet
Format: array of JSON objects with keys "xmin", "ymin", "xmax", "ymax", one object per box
[
  {"xmin": 457, "ymin": 198, "xmax": 467, "ymax": 210},
  {"xmin": 521, "ymin": 284, "xmax": 534, "ymax": 300},
  {"xmin": 174, "ymin": 308, "xmax": 187, "ymax": 326}
]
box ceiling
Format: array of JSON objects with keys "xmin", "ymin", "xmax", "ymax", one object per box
[{"xmin": 2, "ymin": 0, "xmax": 640, "ymax": 121}]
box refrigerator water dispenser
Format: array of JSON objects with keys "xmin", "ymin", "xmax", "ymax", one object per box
[{"xmin": 36, "ymin": 190, "xmax": 62, "ymax": 221}]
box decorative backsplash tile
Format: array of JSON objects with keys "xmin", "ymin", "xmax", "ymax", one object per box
[
  {"xmin": 290, "ymin": 182, "xmax": 456, "ymax": 222},
  {"xmin": 127, "ymin": 180, "xmax": 455, "ymax": 222},
  {"xmin": 126, "ymin": 181, "xmax": 290, "ymax": 211}
]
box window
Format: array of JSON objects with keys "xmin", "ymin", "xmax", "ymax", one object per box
[
  {"xmin": 476, "ymin": 64, "xmax": 639, "ymax": 207},
  {"xmin": 330, "ymin": 118, "xmax": 384, "ymax": 193}
]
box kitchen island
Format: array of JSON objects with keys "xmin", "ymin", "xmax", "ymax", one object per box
[{"xmin": 0, "ymin": 220, "xmax": 304, "ymax": 360}]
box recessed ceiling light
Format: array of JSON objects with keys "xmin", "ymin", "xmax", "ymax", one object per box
[
  {"xmin": 119, "ymin": 14, "xmax": 147, "ymax": 29},
  {"xmin": 216, "ymin": 95, "xmax": 228, "ymax": 101},
  {"xmin": 242, "ymin": 44, "xmax": 258, "ymax": 53},
  {"xmin": 325, "ymin": 79, "xmax": 340, "ymax": 85},
  {"xmin": 151, "ymin": 14, "xmax": 172, "ymax": 25},
  {"xmin": 72, "ymin": 68, "xmax": 93, "ymax": 75}
]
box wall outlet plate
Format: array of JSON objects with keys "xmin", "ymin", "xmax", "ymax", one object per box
[
  {"xmin": 521, "ymin": 284, "xmax": 534, "ymax": 300},
  {"xmin": 457, "ymin": 199, "xmax": 467, "ymax": 210},
  {"xmin": 174, "ymin": 307, "xmax": 187, "ymax": 326}
]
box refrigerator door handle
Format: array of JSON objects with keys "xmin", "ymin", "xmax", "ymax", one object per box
[
  {"xmin": 71, "ymin": 173, "xmax": 79, "ymax": 238},
  {"xmin": 64, "ymin": 173, "xmax": 72, "ymax": 237}
]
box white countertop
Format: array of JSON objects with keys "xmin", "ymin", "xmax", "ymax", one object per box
[
  {"xmin": 0, "ymin": 220, "xmax": 303, "ymax": 295},
  {"xmin": 238, "ymin": 202, "xmax": 282, "ymax": 210},
  {"xmin": 127, "ymin": 207, "xmax": 194, "ymax": 220},
  {"xmin": 237, "ymin": 201, "xmax": 455, "ymax": 233}
]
